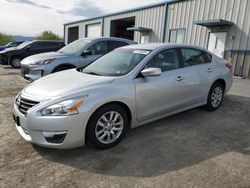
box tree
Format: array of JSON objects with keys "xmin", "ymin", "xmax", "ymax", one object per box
[
  {"xmin": 0, "ymin": 33, "xmax": 13, "ymax": 46},
  {"xmin": 37, "ymin": 31, "xmax": 62, "ymax": 41}
]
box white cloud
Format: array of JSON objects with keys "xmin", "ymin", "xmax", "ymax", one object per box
[{"xmin": 0, "ymin": 0, "xmax": 163, "ymax": 37}]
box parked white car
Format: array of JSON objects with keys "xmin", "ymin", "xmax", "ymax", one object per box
[{"xmin": 13, "ymin": 43, "xmax": 233, "ymax": 149}]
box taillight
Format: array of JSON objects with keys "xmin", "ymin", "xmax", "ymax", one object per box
[{"xmin": 225, "ymin": 63, "xmax": 232, "ymax": 71}]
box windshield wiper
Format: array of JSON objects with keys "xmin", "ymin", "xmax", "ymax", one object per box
[{"xmin": 83, "ymin": 71, "xmax": 103, "ymax": 76}]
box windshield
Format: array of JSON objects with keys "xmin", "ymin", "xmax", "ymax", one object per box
[
  {"xmin": 5, "ymin": 42, "xmax": 12, "ymax": 46},
  {"xmin": 9, "ymin": 42, "xmax": 19, "ymax": 47},
  {"xmin": 17, "ymin": 41, "xmax": 32, "ymax": 49},
  {"xmin": 58, "ymin": 38, "xmax": 92, "ymax": 54},
  {"xmin": 83, "ymin": 49, "xmax": 150, "ymax": 76}
]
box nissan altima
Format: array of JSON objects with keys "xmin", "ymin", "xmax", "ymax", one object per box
[{"xmin": 13, "ymin": 43, "xmax": 233, "ymax": 149}]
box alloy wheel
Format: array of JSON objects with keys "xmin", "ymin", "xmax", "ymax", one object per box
[
  {"xmin": 95, "ymin": 111, "xmax": 124, "ymax": 144},
  {"xmin": 12, "ymin": 58, "xmax": 21, "ymax": 68},
  {"xmin": 211, "ymin": 86, "xmax": 223, "ymax": 108}
]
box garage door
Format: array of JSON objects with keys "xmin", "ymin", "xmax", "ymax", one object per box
[
  {"xmin": 86, "ymin": 23, "xmax": 101, "ymax": 38},
  {"xmin": 68, "ymin": 26, "xmax": 79, "ymax": 44}
]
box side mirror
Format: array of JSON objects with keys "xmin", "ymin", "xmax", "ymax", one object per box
[
  {"xmin": 141, "ymin": 67, "xmax": 161, "ymax": 77},
  {"xmin": 82, "ymin": 50, "xmax": 92, "ymax": 56},
  {"xmin": 26, "ymin": 46, "xmax": 31, "ymax": 51}
]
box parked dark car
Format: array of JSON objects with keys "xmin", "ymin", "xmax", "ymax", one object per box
[
  {"xmin": 0, "ymin": 41, "xmax": 30, "ymax": 65},
  {"xmin": 1, "ymin": 40, "xmax": 65, "ymax": 68},
  {"xmin": 0, "ymin": 41, "xmax": 24, "ymax": 51}
]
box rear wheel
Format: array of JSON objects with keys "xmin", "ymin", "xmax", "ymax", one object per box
[
  {"xmin": 86, "ymin": 104, "xmax": 128, "ymax": 149},
  {"xmin": 204, "ymin": 82, "xmax": 224, "ymax": 111},
  {"xmin": 9, "ymin": 56, "xmax": 22, "ymax": 68}
]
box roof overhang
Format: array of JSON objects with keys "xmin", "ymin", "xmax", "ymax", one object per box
[
  {"xmin": 127, "ymin": 27, "xmax": 152, "ymax": 32},
  {"xmin": 193, "ymin": 19, "xmax": 233, "ymax": 27}
]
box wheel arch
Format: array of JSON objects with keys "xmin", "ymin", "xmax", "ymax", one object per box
[
  {"xmin": 85, "ymin": 101, "xmax": 133, "ymax": 139},
  {"xmin": 52, "ymin": 63, "xmax": 76, "ymax": 73},
  {"xmin": 9, "ymin": 55, "xmax": 22, "ymax": 67},
  {"xmin": 213, "ymin": 78, "xmax": 226, "ymax": 91}
]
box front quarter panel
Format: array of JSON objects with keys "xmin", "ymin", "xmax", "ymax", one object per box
[{"xmin": 76, "ymin": 81, "xmax": 136, "ymax": 128}]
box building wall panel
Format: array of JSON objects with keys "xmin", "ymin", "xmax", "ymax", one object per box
[
  {"xmin": 166, "ymin": 0, "xmax": 250, "ymax": 77},
  {"xmin": 64, "ymin": 0, "xmax": 250, "ymax": 76},
  {"xmin": 102, "ymin": 5, "xmax": 165, "ymax": 43},
  {"xmin": 64, "ymin": 18, "xmax": 102, "ymax": 44}
]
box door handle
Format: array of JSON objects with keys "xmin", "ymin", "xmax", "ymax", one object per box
[
  {"xmin": 207, "ymin": 68, "xmax": 213, "ymax": 72},
  {"xmin": 175, "ymin": 75, "xmax": 184, "ymax": 81}
]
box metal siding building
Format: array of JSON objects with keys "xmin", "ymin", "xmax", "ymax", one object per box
[{"xmin": 64, "ymin": 0, "xmax": 250, "ymax": 77}]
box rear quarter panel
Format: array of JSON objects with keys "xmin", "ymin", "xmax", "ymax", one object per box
[{"xmin": 210, "ymin": 55, "xmax": 233, "ymax": 93}]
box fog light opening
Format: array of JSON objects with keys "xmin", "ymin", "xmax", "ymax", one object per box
[{"xmin": 43, "ymin": 131, "xmax": 67, "ymax": 144}]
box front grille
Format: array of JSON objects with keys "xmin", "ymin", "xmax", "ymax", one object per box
[{"xmin": 18, "ymin": 97, "xmax": 39, "ymax": 115}]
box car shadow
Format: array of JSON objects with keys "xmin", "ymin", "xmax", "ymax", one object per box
[
  {"xmin": 2, "ymin": 66, "xmax": 14, "ymax": 69},
  {"xmin": 34, "ymin": 94, "xmax": 250, "ymax": 178}
]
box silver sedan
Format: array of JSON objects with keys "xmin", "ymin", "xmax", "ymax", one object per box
[{"xmin": 13, "ymin": 43, "xmax": 233, "ymax": 149}]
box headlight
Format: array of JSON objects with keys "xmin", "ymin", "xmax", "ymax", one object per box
[
  {"xmin": 30, "ymin": 59, "xmax": 55, "ymax": 65},
  {"xmin": 41, "ymin": 98, "xmax": 85, "ymax": 116},
  {"xmin": 15, "ymin": 93, "xmax": 21, "ymax": 106}
]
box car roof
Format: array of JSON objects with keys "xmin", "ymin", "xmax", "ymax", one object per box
[
  {"xmin": 80, "ymin": 37, "xmax": 136, "ymax": 44},
  {"xmin": 120, "ymin": 43, "xmax": 211, "ymax": 53},
  {"xmin": 31, "ymin": 40, "xmax": 64, "ymax": 43}
]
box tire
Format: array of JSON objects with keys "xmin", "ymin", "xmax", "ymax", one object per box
[
  {"xmin": 53, "ymin": 66, "xmax": 73, "ymax": 73},
  {"xmin": 204, "ymin": 82, "xmax": 224, "ymax": 111},
  {"xmin": 86, "ymin": 104, "xmax": 129, "ymax": 149},
  {"xmin": 9, "ymin": 56, "xmax": 22, "ymax": 68}
]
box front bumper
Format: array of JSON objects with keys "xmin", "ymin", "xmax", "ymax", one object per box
[
  {"xmin": 21, "ymin": 65, "xmax": 45, "ymax": 81},
  {"xmin": 0, "ymin": 55, "xmax": 9, "ymax": 64},
  {"xmin": 13, "ymin": 102, "xmax": 89, "ymax": 149}
]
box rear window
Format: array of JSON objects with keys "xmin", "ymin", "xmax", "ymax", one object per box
[
  {"xmin": 181, "ymin": 48, "xmax": 206, "ymax": 67},
  {"xmin": 204, "ymin": 52, "xmax": 213, "ymax": 63},
  {"xmin": 107, "ymin": 41, "xmax": 129, "ymax": 52}
]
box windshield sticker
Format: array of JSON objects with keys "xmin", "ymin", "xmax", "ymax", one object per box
[{"xmin": 133, "ymin": 50, "xmax": 150, "ymax": 55}]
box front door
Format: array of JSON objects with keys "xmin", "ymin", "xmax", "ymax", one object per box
[
  {"xmin": 134, "ymin": 48, "xmax": 187, "ymax": 122},
  {"xmin": 208, "ymin": 32, "xmax": 227, "ymax": 58},
  {"xmin": 80, "ymin": 41, "xmax": 107, "ymax": 66}
]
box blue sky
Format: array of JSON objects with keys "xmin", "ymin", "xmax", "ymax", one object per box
[{"xmin": 0, "ymin": 0, "xmax": 163, "ymax": 37}]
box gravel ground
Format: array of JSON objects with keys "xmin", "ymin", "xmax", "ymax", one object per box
[{"xmin": 0, "ymin": 65, "xmax": 249, "ymax": 188}]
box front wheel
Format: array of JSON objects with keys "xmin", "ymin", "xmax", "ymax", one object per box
[
  {"xmin": 204, "ymin": 82, "xmax": 224, "ymax": 111},
  {"xmin": 86, "ymin": 104, "xmax": 128, "ymax": 149},
  {"xmin": 9, "ymin": 57, "xmax": 22, "ymax": 68}
]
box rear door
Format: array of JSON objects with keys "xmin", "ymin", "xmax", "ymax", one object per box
[
  {"xmin": 39, "ymin": 42, "xmax": 60, "ymax": 52},
  {"xmin": 134, "ymin": 48, "xmax": 190, "ymax": 122},
  {"xmin": 179, "ymin": 48, "xmax": 213, "ymax": 104}
]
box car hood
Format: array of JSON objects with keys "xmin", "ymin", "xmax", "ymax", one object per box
[
  {"xmin": 0, "ymin": 46, "xmax": 8, "ymax": 51},
  {"xmin": 23, "ymin": 69, "xmax": 115, "ymax": 98},
  {"xmin": 0, "ymin": 47, "xmax": 17, "ymax": 54},
  {"xmin": 21, "ymin": 52, "xmax": 74, "ymax": 65}
]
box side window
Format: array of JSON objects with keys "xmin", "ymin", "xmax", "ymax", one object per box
[
  {"xmin": 181, "ymin": 48, "xmax": 206, "ymax": 67},
  {"xmin": 145, "ymin": 49, "xmax": 180, "ymax": 72},
  {"xmin": 107, "ymin": 41, "xmax": 129, "ymax": 52},
  {"xmin": 29, "ymin": 42, "xmax": 42, "ymax": 49},
  {"xmin": 87, "ymin": 41, "xmax": 107, "ymax": 55},
  {"xmin": 204, "ymin": 52, "xmax": 213, "ymax": 63},
  {"xmin": 41, "ymin": 42, "xmax": 55, "ymax": 48}
]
